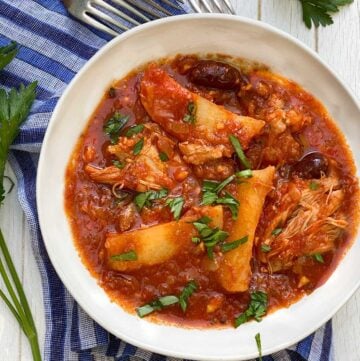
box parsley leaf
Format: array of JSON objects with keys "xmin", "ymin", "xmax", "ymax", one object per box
[
  {"xmin": 309, "ymin": 181, "xmax": 319, "ymax": 190},
  {"xmin": 201, "ymin": 177, "xmax": 239, "ymax": 219},
  {"xmin": 133, "ymin": 138, "xmax": 144, "ymax": 155},
  {"xmin": 229, "ymin": 134, "xmax": 251, "ymax": 169},
  {"xmin": 134, "ymin": 189, "xmax": 168, "ymax": 210},
  {"xmin": 0, "ymin": 41, "xmax": 18, "ymax": 71},
  {"xmin": 221, "ymin": 236, "xmax": 248, "ymax": 253},
  {"xmin": 183, "ymin": 101, "xmax": 196, "ymax": 124},
  {"xmin": 255, "ymin": 333, "xmax": 263, "ymax": 361},
  {"xmin": 110, "ymin": 250, "xmax": 137, "ymax": 261},
  {"xmin": 125, "ymin": 124, "xmax": 144, "ymax": 137},
  {"xmin": 136, "ymin": 295, "xmax": 179, "ymax": 318},
  {"xmin": 271, "ymin": 228, "xmax": 283, "ymax": 236},
  {"xmin": 234, "ymin": 291, "xmax": 268, "ymax": 328},
  {"xmin": 300, "ymin": 0, "xmax": 353, "ymax": 29},
  {"xmin": 179, "ymin": 280, "xmax": 197, "ymax": 312},
  {"xmin": 0, "ymin": 82, "xmax": 37, "ymax": 204},
  {"xmin": 166, "ymin": 196, "xmax": 184, "ymax": 220},
  {"xmin": 159, "ymin": 151, "xmax": 169, "ymax": 162},
  {"xmin": 312, "ymin": 253, "xmax": 324, "ymax": 263},
  {"xmin": 112, "ymin": 160, "xmax": 125, "ymax": 169},
  {"xmin": 192, "ymin": 217, "xmax": 229, "ymax": 259},
  {"xmin": 103, "ymin": 112, "xmax": 129, "ymax": 144},
  {"xmin": 261, "ymin": 244, "xmax": 271, "ymax": 253}
]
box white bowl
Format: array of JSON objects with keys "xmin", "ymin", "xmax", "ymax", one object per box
[{"xmin": 37, "ymin": 14, "xmax": 360, "ymax": 360}]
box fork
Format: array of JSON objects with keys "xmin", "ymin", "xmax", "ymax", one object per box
[{"xmin": 63, "ymin": 0, "xmax": 236, "ymax": 37}]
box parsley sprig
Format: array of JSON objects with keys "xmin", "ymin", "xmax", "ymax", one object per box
[
  {"xmin": 103, "ymin": 112, "xmax": 129, "ymax": 144},
  {"xmin": 234, "ymin": 291, "xmax": 268, "ymax": 328},
  {"xmin": 136, "ymin": 280, "xmax": 198, "ymax": 317},
  {"xmin": 166, "ymin": 196, "xmax": 184, "ymax": 220},
  {"xmin": 134, "ymin": 189, "xmax": 168, "ymax": 210},
  {"xmin": 0, "ymin": 42, "xmax": 41, "ymax": 361},
  {"xmin": 299, "ymin": 0, "xmax": 353, "ymax": 29},
  {"xmin": 192, "ymin": 216, "xmax": 229, "ymax": 259}
]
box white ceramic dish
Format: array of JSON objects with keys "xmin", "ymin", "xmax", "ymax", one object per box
[{"xmin": 37, "ymin": 14, "xmax": 360, "ymax": 360}]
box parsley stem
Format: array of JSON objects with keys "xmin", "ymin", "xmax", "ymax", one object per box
[{"xmin": 0, "ymin": 229, "xmax": 41, "ymax": 361}]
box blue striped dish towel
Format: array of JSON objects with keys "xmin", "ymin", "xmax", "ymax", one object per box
[{"xmin": 0, "ymin": 1, "xmax": 333, "ymax": 360}]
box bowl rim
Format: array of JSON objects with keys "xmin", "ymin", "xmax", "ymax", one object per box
[{"xmin": 37, "ymin": 13, "xmax": 360, "ymax": 360}]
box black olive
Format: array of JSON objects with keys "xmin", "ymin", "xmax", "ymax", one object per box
[
  {"xmin": 189, "ymin": 60, "xmax": 244, "ymax": 90},
  {"xmin": 291, "ymin": 152, "xmax": 329, "ymax": 179}
]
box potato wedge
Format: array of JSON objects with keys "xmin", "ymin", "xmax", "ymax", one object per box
[
  {"xmin": 217, "ymin": 166, "xmax": 275, "ymax": 292},
  {"xmin": 106, "ymin": 206, "xmax": 223, "ymax": 271}
]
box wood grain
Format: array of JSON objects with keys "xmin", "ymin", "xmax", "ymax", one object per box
[{"xmin": 0, "ymin": 1, "xmax": 359, "ymax": 360}]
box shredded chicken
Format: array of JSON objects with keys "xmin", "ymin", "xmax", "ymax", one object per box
[
  {"xmin": 259, "ymin": 172, "xmax": 348, "ymax": 272},
  {"xmin": 85, "ymin": 124, "xmax": 189, "ymax": 192}
]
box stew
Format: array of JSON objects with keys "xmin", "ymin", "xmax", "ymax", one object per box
[{"xmin": 65, "ymin": 54, "xmax": 359, "ymax": 327}]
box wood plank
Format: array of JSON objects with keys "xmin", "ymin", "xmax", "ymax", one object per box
[
  {"xmin": 0, "ymin": 164, "xmax": 23, "ymax": 361},
  {"xmin": 260, "ymin": 0, "xmax": 315, "ymax": 49},
  {"xmin": 233, "ymin": 0, "xmax": 258, "ymax": 19},
  {"xmin": 317, "ymin": 1, "xmax": 360, "ymax": 360}
]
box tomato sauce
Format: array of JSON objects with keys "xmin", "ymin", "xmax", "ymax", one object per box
[{"xmin": 65, "ymin": 54, "xmax": 359, "ymax": 327}]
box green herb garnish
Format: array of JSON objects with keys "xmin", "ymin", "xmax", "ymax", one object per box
[
  {"xmin": 261, "ymin": 244, "xmax": 271, "ymax": 253},
  {"xmin": 234, "ymin": 291, "xmax": 268, "ymax": 327},
  {"xmin": 125, "ymin": 124, "xmax": 144, "ymax": 137},
  {"xmin": 166, "ymin": 196, "xmax": 184, "ymax": 220},
  {"xmin": 111, "ymin": 250, "xmax": 137, "ymax": 261},
  {"xmin": 309, "ymin": 181, "xmax": 319, "ymax": 190},
  {"xmin": 192, "ymin": 217, "xmax": 229, "ymax": 259},
  {"xmin": 136, "ymin": 295, "xmax": 179, "ymax": 318},
  {"xmin": 0, "ymin": 41, "xmax": 41, "ymax": 361},
  {"xmin": 271, "ymin": 228, "xmax": 283, "ymax": 236},
  {"xmin": 201, "ymin": 177, "xmax": 239, "ymax": 220},
  {"xmin": 179, "ymin": 280, "xmax": 197, "ymax": 312},
  {"xmin": 299, "ymin": 0, "xmax": 353, "ymax": 29},
  {"xmin": 236, "ymin": 169, "xmax": 253, "ymax": 178},
  {"xmin": 0, "ymin": 41, "xmax": 18, "ymax": 71},
  {"xmin": 229, "ymin": 134, "xmax": 251, "ymax": 169},
  {"xmin": 183, "ymin": 101, "xmax": 196, "ymax": 124},
  {"xmin": 103, "ymin": 112, "xmax": 129, "ymax": 144},
  {"xmin": 221, "ymin": 236, "xmax": 248, "ymax": 253},
  {"xmin": 312, "ymin": 253, "xmax": 324, "ymax": 263},
  {"xmin": 255, "ymin": 333, "xmax": 263, "ymax": 361},
  {"xmin": 134, "ymin": 189, "xmax": 168, "ymax": 210},
  {"xmin": 159, "ymin": 151, "xmax": 169, "ymax": 162},
  {"xmin": 133, "ymin": 137, "xmax": 144, "ymax": 155},
  {"xmin": 112, "ymin": 160, "xmax": 125, "ymax": 169}
]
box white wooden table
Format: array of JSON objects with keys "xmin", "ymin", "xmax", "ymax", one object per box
[{"xmin": 0, "ymin": 1, "xmax": 359, "ymax": 360}]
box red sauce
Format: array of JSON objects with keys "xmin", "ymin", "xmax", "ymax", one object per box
[{"xmin": 65, "ymin": 55, "xmax": 359, "ymax": 328}]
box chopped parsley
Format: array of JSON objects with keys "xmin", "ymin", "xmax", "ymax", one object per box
[
  {"xmin": 234, "ymin": 291, "xmax": 268, "ymax": 328},
  {"xmin": 261, "ymin": 244, "xmax": 272, "ymax": 253},
  {"xmin": 271, "ymin": 228, "xmax": 283, "ymax": 236},
  {"xmin": 229, "ymin": 134, "xmax": 251, "ymax": 169},
  {"xmin": 136, "ymin": 295, "xmax": 179, "ymax": 318},
  {"xmin": 192, "ymin": 217, "xmax": 229, "ymax": 259},
  {"xmin": 255, "ymin": 333, "xmax": 263, "ymax": 361},
  {"xmin": 159, "ymin": 151, "xmax": 169, "ymax": 162},
  {"xmin": 312, "ymin": 253, "xmax": 324, "ymax": 263},
  {"xmin": 125, "ymin": 124, "xmax": 144, "ymax": 137},
  {"xmin": 201, "ymin": 177, "xmax": 239, "ymax": 220},
  {"xmin": 103, "ymin": 112, "xmax": 129, "ymax": 144},
  {"xmin": 221, "ymin": 236, "xmax": 248, "ymax": 253},
  {"xmin": 110, "ymin": 250, "xmax": 137, "ymax": 262},
  {"xmin": 309, "ymin": 181, "xmax": 319, "ymax": 190},
  {"xmin": 112, "ymin": 159, "xmax": 125, "ymax": 169},
  {"xmin": 134, "ymin": 189, "xmax": 168, "ymax": 210},
  {"xmin": 183, "ymin": 101, "xmax": 196, "ymax": 124},
  {"xmin": 166, "ymin": 196, "xmax": 184, "ymax": 220},
  {"xmin": 133, "ymin": 138, "xmax": 144, "ymax": 155},
  {"xmin": 179, "ymin": 280, "xmax": 198, "ymax": 312}
]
